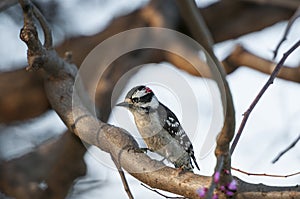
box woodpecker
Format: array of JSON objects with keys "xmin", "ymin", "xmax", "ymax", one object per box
[{"xmin": 116, "ymin": 85, "xmax": 200, "ymax": 171}]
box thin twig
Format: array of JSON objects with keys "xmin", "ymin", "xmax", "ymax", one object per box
[
  {"xmin": 273, "ymin": 6, "xmax": 300, "ymax": 59},
  {"xmin": 230, "ymin": 39, "xmax": 300, "ymax": 155},
  {"xmin": 272, "ymin": 133, "xmax": 300, "ymax": 163},
  {"xmin": 232, "ymin": 167, "xmax": 300, "ymax": 178},
  {"xmin": 141, "ymin": 183, "xmax": 186, "ymax": 199},
  {"xmin": 31, "ymin": 2, "xmax": 53, "ymax": 49},
  {"xmin": 19, "ymin": 0, "xmax": 52, "ymax": 49},
  {"xmin": 111, "ymin": 156, "xmax": 134, "ymax": 199},
  {"xmin": 19, "ymin": 0, "xmax": 43, "ymax": 55},
  {"xmin": 205, "ymin": 156, "xmax": 224, "ymax": 199}
]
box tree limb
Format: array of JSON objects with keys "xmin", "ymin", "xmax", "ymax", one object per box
[
  {"xmin": 31, "ymin": 1, "xmax": 52, "ymax": 49},
  {"xmin": 242, "ymin": 0, "xmax": 300, "ymax": 9},
  {"xmin": 232, "ymin": 167, "xmax": 300, "ymax": 178},
  {"xmin": 176, "ymin": 0, "xmax": 236, "ymax": 189},
  {"xmin": 272, "ymin": 133, "xmax": 300, "ymax": 163},
  {"xmin": 201, "ymin": 0, "xmax": 295, "ymax": 42},
  {"xmin": 0, "ymin": 130, "xmax": 86, "ymax": 199},
  {"xmin": 0, "ymin": 69, "xmax": 49, "ymax": 123},
  {"xmin": 224, "ymin": 45, "xmax": 300, "ymax": 83},
  {"xmin": 111, "ymin": 156, "xmax": 134, "ymax": 199},
  {"xmin": 273, "ymin": 5, "xmax": 300, "ymax": 59},
  {"xmin": 230, "ymin": 39, "xmax": 300, "ymax": 154}
]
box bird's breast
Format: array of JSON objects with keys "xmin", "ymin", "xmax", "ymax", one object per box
[{"xmin": 133, "ymin": 111, "xmax": 163, "ymax": 138}]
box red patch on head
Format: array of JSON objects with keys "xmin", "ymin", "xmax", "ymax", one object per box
[{"xmin": 145, "ymin": 87, "xmax": 152, "ymax": 93}]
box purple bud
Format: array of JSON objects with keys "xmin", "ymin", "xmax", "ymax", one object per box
[
  {"xmin": 223, "ymin": 169, "xmax": 230, "ymax": 175},
  {"xmin": 214, "ymin": 172, "xmax": 220, "ymax": 183},
  {"xmin": 220, "ymin": 185, "xmax": 226, "ymax": 191},
  {"xmin": 226, "ymin": 190, "xmax": 235, "ymax": 196},
  {"xmin": 196, "ymin": 187, "xmax": 208, "ymax": 198},
  {"xmin": 227, "ymin": 180, "xmax": 237, "ymax": 191},
  {"xmin": 212, "ymin": 193, "xmax": 219, "ymax": 199}
]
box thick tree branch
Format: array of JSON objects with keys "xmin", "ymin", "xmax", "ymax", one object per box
[
  {"xmin": 0, "ymin": 69, "xmax": 49, "ymax": 123},
  {"xmin": 201, "ymin": 1, "xmax": 294, "ymax": 42},
  {"xmin": 242, "ymin": 0, "xmax": 300, "ymax": 9},
  {"xmin": 175, "ymin": 0, "xmax": 214, "ymax": 50},
  {"xmin": 177, "ymin": 0, "xmax": 236, "ymax": 190},
  {"xmin": 0, "ymin": 131, "xmax": 86, "ymax": 199},
  {"xmin": 38, "ymin": 131, "xmax": 86, "ymax": 199},
  {"xmin": 224, "ymin": 45, "xmax": 300, "ymax": 83}
]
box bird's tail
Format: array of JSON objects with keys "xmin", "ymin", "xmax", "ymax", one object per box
[{"xmin": 191, "ymin": 154, "xmax": 200, "ymax": 171}]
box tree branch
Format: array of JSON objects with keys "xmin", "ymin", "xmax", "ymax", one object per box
[
  {"xmin": 31, "ymin": 2, "xmax": 52, "ymax": 49},
  {"xmin": 0, "ymin": 130, "xmax": 86, "ymax": 199},
  {"xmin": 273, "ymin": 5, "xmax": 300, "ymax": 59},
  {"xmin": 205, "ymin": 156, "xmax": 224, "ymax": 199},
  {"xmin": 141, "ymin": 184, "xmax": 186, "ymax": 199},
  {"xmin": 201, "ymin": 0, "xmax": 295, "ymax": 42},
  {"xmin": 272, "ymin": 133, "xmax": 300, "ymax": 163},
  {"xmin": 111, "ymin": 156, "xmax": 134, "ymax": 199},
  {"xmin": 232, "ymin": 167, "xmax": 300, "ymax": 178},
  {"xmin": 177, "ymin": 0, "xmax": 236, "ymax": 189},
  {"xmin": 230, "ymin": 39, "xmax": 300, "ymax": 154},
  {"xmin": 224, "ymin": 45, "xmax": 300, "ymax": 83},
  {"xmin": 175, "ymin": 0, "xmax": 214, "ymax": 50},
  {"xmin": 0, "ymin": 69, "xmax": 49, "ymax": 123},
  {"xmin": 242, "ymin": 0, "xmax": 300, "ymax": 10}
]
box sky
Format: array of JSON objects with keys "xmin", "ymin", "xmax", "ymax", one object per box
[{"xmin": 0, "ymin": 0, "xmax": 299, "ymax": 198}]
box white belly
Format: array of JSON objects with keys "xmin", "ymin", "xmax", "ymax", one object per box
[{"xmin": 132, "ymin": 111, "xmax": 188, "ymax": 164}]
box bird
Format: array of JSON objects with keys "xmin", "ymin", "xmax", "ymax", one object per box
[{"xmin": 116, "ymin": 85, "xmax": 200, "ymax": 172}]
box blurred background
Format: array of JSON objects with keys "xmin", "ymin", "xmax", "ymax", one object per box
[{"xmin": 0, "ymin": 0, "xmax": 299, "ymax": 198}]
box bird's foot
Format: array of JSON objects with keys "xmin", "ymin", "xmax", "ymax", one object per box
[
  {"xmin": 127, "ymin": 147, "xmax": 150, "ymax": 154},
  {"xmin": 173, "ymin": 166, "xmax": 193, "ymax": 176}
]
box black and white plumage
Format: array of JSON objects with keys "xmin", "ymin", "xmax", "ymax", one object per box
[{"xmin": 116, "ymin": 85, "xmax": 200, "ymax": 171}]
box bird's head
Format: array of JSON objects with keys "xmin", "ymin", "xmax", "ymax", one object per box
[{"xmin": 116, "ymin": 85, "xmax": 159, "ymax": 112}]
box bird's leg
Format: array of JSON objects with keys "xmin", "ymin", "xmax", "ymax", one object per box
[
  {"xmin": 127, "ymin": 147, "xmax": 151, "ymax": 153},
  {"xmin": 173, "ymin": 165, "xmax": 193, "ymax": 176}
]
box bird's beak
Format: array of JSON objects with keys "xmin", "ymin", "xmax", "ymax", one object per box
[
  {"xmin": 116, "ymin": 101, "xmax": 129, "ymax": 107},
  {"xmin": 116, "ymin": 99, "xmax": 132, "ymax": 108}
]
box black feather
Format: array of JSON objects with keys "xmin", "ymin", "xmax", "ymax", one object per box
[{"xmin": 159, "ymin": 103, "xmax": 200, "ymax": 170}]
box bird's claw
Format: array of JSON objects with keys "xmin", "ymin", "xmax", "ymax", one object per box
[{"xmin": 127, "ymin": 147, "xmax": 150, "ymax": 153}]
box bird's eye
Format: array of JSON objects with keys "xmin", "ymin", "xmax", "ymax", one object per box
[{"xmin": 131, "ymin": 97, "xmax": 139, "ymax": 103}]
